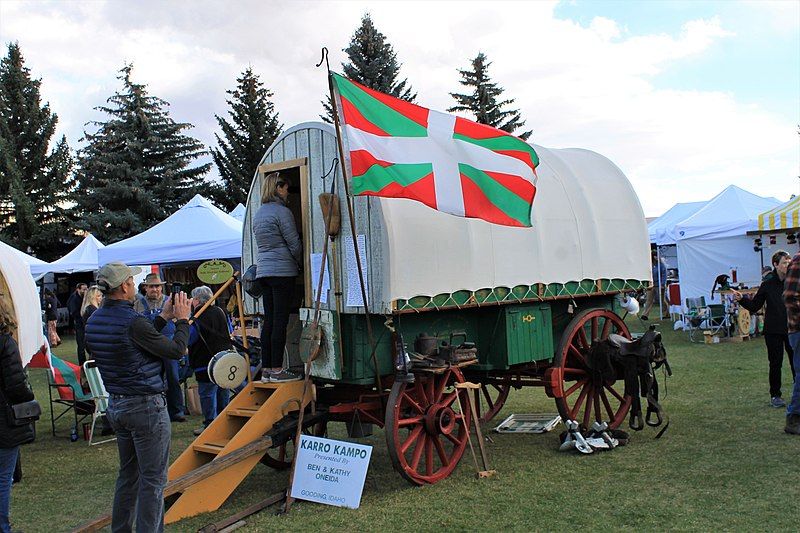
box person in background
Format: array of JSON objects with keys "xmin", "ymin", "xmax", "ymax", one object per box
[
  {"xmin": 642, "ymin": 250, "xmax": 668, "ymax": 320},
  {"xmin": 80, "ymin": 287, "xmax": 104, "ymax": 355},
  {"xmin": 85, "ymin": 262, "xmax": 191, "ymax": 532},
  {"xmin": 253, "ymin": 171, "xmax": 302, "ymax": 383},
  {"xmin": 734, "ymin": 250, "xmax": 795, "ymax": 408},
  {"xmin": 188, "ymin": 286, "xmax": 233, "ymax": 436},
  {"xmin": 782, "ymin": 250, "xmax": 800, "ymax": 435},
  {"xmin": 81, "ymin": 286, "xmax": 103, "ymax": 324},
  {"xmin": 43, "ymin": 288, "xmax": 61, "ymax": 346},
  {"xmin": 0, "ymin": 298, "xmax": 36, "ymax": 533},
  {"xmin": 67, "ymin": 283, "xmax": 89, "ymax": 366},
  {"xmin": 133, "ymin": 273, "xmax": 186, "ymax": 423}
]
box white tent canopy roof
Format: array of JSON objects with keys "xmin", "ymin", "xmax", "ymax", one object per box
[
  {"xmin": 229, "ymin": 203, "xmax": 246, "ymax": 222},
  {"xmin": 99, "ymin": 194, "xmax": 243, "ymax": 265},
  {"xmin": 29, "ymin": 234, "xmax": 104, "ymax": 277},
  {"xmin": 674, "ymin": 185, "xmax": 781, "ymax": 241},
  {"xmin": 648, "ymin": 201, "xmax": 707, "ymax": 245},
  {"xmin": 0, "ymin": 240, "xmax": 44, "ymax": 365}
]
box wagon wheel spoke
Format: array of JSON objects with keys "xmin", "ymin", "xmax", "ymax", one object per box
[
  {"xmin": 568, "ymin": 345, "xmax": 587, "ymax": 367},
  {"xmin": 591, "ymin": 317, "xmax": 599, "ymax": 342},
  {"xmin": 425, "ymin": 437, "xmax": 434, "ymax": 476},
  {"xmin": 601, "ymin": 317, "xmax": 613, "ymax": 339},
  {"xmin": 440, "ymin": 391, "xmax": 458, "ymax": 409},
  {"xmin": 433, "ymin": 436, "xmax": 449, "ymax": 467},
  {"xmin": 398, "ymin": 415, "xmax": 424, "ymax": 427},
  {"xmin": 402, "ymin": 392, "xmax": 424, "ymax": 414},
  {"xmin": 563, "ymin": 367, "xmax": 588, "ymax": 377},
  {"xmin": 576, "ymin": 327, "xmax": 589, "ymax": 349},
  {"xmin": 569, "ymin": 382, "xmax": 590, "ymax": 419},
  {"xmin": 401, "ymin": 426, "xmax": 424, "ymax": 454},
  {"xmin": 444, "ymin": 431, "xmax": 461, "ymax": 445},
  {"xmin": 409, "ymin": 432, "xmax": 426, "ymax": 471},
  {"xmin": 593, "ymin": 389, "xmax": 603, "ymax": 423},
  {"xmin": 433, "ymin": 370, "xmax": 449, "ymax": 402},
  {"xmin": 564, "ymin": 379, "xmax": 588, "ymax": 398},
  {"xmin": 604, "ymin": 382, "xmax": 624, "ymax": 402},
  {"xmin": 600, "ymin": 388, "xmax": 615, "ymax": 421},
  {"xmin": 416, "ymin": 380, "xmax": 429, "ymax": 405},
  {"xmin": 581, "ymin": 383, "xmax": 594, "ymax": 429}
]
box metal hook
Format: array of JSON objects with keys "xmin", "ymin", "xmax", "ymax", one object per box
[
  {"xmin": 321, "ymin": 158, "xmax": 339, "ymax": 180},
  {"xmin": 316, "ymin": 47, "xmax": 329, "ymax": 70}
]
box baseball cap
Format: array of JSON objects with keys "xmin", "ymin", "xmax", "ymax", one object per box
[{"xmin": 97, "ymin": 262, "xmax": 142, "ymax": 292}]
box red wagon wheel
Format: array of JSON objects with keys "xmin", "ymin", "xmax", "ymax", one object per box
[
  {"xmin": 464, "ymin": 377, "xmax": 511, "ymax": 424},
  {"xmin": 552, "ymin": 308, "xmax": 632, "ymax": 430},
  {"xmin": 260, "ymin": 420, "xmax": 327, "ymax": 470},
  {"xmin": 385, "ymin": 367, "xmax": 470, "ymax": 485}
]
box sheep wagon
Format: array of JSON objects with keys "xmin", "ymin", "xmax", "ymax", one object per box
[{"xmin": 242, "ymin": 121, "xmax": 650, "ymax": 485}]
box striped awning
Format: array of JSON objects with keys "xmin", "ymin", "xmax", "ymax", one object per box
[{"xmin": 758, "ymin": 196, "xmax": 800, "ymax": 231}]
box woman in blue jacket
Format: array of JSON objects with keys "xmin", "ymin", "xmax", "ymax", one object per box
[{"xmin": 253, "ymin": 172, "xmax": 302, "ymax": 383}]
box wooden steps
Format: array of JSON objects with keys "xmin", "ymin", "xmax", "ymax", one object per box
[{"xmin": 163, "ymin": 379, "xmax": 312, "ymax": 524}]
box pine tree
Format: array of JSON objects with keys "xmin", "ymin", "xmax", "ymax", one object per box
[
  {"xmin": 449, "ymin": 52, "xmax": 531, "ymax": 140},
  {"xmin": 73, "ymin": 64, "xmax": 214, "ymax": 243},
  {"xmin": 211, "ymin": 68, "xmax": 282, "ymax": 210},
  {"xmin": 322, "ymin": 13, "xmax": 416, "ymax": 122},
  {"xmin": 0, "ymin": 42, "xmax": 75, "ymax": 260}
]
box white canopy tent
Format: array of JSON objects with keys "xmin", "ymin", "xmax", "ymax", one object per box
[
  {"xmin": 229, "ymin": 203, "xmax": 246, "ymax": 222},
  {"xmin": 99, "ymin": 194, "xmax": 244, "ymax": 265},
  {"xmin": 648, "ymin": 201, "xmax": 707, "ymax": 245},
  {"xmin": 29, "ymin": 234, "xmax": 104, "ymax": 277},
  {"xmin": 674, "ymin": 185, "xmax": 781, "ymax": 304},
  {"xmin": 0, "ymin": 240, "xmax": 45, "ymax": 366}
]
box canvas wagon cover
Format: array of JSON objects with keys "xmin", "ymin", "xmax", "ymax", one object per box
[{"xmin": 243, "ymin": 123, "xmax": 650, "ymax": 314}]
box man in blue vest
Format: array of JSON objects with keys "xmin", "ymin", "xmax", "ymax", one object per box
[
  {"xmin": 86, "ymin": 262, "xmax": 191, "ymax": 532},
  {"xmin": 133, "ymin": 272, "xmax": 186, "ymax": 422}
]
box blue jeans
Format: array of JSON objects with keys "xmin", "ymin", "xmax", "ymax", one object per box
[
  {"xmin": 787, "ymin": 333, "xmax": 800, "ymax": 416},
  {"xmin": 106, "ymin": 394, "xmax": 171, "ymax": 533},
  {"xmin": 197, "ymin": 381, "xmax": 229, "ymax": 427},
  {"xmin": 0, "ymin": 446, "xmax": 19, "ymax": 533},
  {"xmin": 164, "ymin": 359, "xmax": 185, "ymax": 420}
]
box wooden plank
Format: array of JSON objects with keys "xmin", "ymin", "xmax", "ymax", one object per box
[{"xmin": 198, "ymin": 491, "xmax": 286, "ymax": 533}]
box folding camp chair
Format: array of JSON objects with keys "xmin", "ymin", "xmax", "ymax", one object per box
[
  {"xmin": 47, "ymin": 354, "xmax": 93, "ymax": 438},
  {"xmin": 684, "ymin": 297, "xmax": 730, "ymax": 343},
  {"xmin": 83, "ymin": 361, "xmax": 116, "ymax": 446}
]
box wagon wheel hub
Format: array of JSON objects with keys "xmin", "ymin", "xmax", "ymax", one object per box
[{"xmin": 425, "ymin": 404, "xmax": 456, "ymax": 436}]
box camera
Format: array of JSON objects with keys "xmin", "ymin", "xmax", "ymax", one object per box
[{"xmin": 171, "ymin": 282, "xmax": 182, "ymax": 302}]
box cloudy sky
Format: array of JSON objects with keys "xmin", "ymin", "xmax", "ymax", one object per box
[{"xmin": 1, "ymin": 0, "xmax": 797, "ymax": 217}]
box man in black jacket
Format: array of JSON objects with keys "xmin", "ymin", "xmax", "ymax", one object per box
[
  {"xmin": 86, "ymin": 262, "xmax": 191, "ymax": 533},
  {"xmin": 735, "ymin": 250, "xmax": 795, "ymax": 407}
]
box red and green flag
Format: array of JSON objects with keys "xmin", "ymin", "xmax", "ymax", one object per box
[{"xmin": 331, "ymin": 73, "xmax": 539, "ymax": 227}]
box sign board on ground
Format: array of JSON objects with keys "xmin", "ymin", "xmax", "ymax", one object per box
[
  {"xmin": 196, "ymin": 260, "xmax": 234, "ymax": 285},
  {"xmin": 290, "ymin": 435, "xmax": 372, "ymax": 509}
]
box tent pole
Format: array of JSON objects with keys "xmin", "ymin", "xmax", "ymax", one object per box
[{"xmin": 657, "ymin": 246, "xmax": 664, "ymax": 320}]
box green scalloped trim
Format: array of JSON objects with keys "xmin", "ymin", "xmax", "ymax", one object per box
[{"xmin": 395, "ymin": 279, "xmax": 648, "ymax": 312}]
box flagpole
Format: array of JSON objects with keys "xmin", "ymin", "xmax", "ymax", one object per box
[{"xmin": 319, "ymin": 48, "xmax": 383, "ymax": 396}]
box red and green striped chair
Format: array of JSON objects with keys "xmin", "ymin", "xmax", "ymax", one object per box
[{"xmin": 47, "ymin": 354, "xmax": 93, "ymax": 438}]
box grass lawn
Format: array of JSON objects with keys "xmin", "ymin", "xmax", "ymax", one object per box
[{"xmin": 10, "ymin": 319, "xmax": 800, "ymax": 531}]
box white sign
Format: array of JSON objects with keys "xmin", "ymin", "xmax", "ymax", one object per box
[
  {"xmin": 290, "ymin": 435, "xmax": 372, "ymax": 509},
  {"xmin": 310, "ymin": 252, "xmax": 330, "ymax": 304},
  {"xmin": 344, "ymin": 234, "xmax": 369, "ymax": 307}
]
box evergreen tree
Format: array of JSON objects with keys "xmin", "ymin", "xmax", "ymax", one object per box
[
  {"xmin": 211, "ymin": 68, "xmax": 282, "ymax": 210},
  {"xmin": 0, "ymin": 42, "xmax": 75, "ymax": 260},
  {"xmin": 73, "ymin": 64, "xmax": 214, "ymax": 243},
  {"xmin": 449, "ymin": 52, "xmax": 531, "ymax": 140},
  {"xmin": 321, "ymin": 13, "xmax": 416, "ymax": 122}
]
